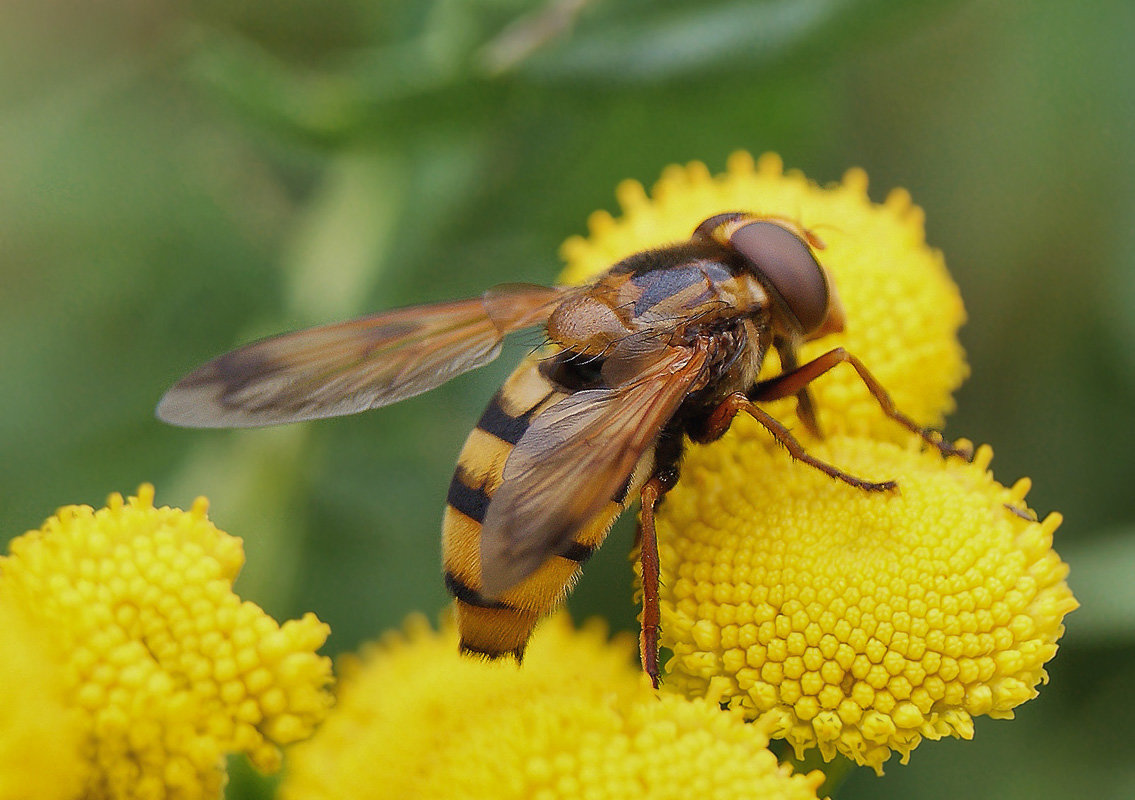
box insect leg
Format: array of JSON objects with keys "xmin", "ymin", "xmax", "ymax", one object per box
[
  {"xmin": 703, "ymin": 393, "xmax": 897, "ymax": 492},
  {"xmin": 751, "ymin": 347, "xmax": 973, "ymax": 460},
  {"xmin": 639, "ymin": 479, "xmax": 662, "ymax": 688},
  {"xmin": 774, "ymin": 340, "xmax": 822, "ymax": 438},
  {"xmin": 632, "ymin": 427, "xmax": 685, "ymax": 688},
  {"xmin": 637, "ymin": 470, "xmax": 677, "ymax": 689}
]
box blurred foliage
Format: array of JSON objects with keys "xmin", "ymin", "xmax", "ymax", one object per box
[{"xmin": 2, "ymin": 0, "xmax": 1133, "ymax": 798}]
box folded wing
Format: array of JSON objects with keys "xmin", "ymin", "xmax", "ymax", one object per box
[{"xmin": 479, "ymin": 344, "xmax": 709, "ymax": 597}]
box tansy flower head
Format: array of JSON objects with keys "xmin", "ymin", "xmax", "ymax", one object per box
[
  {"xmin": 0, "ymin": 595, "xmax": 87, "ymax": 800},
  {"xmin": 653, "ymin": 438, "xmax": 1076, "ymax": 773},
  {"xmin": 280, "ymin": 614, "xmax": 826, "ymax": 800},
  {"xmin": 560, "ymin": 152, "xmax": 968, "ymax": 437},
  {"xmin": 0, "ymin": 484, "xmax": 333, "ymax": 800},
  {"xmin": 560, "ymin": 154, "xmax": 1075, "ymax": 773}
]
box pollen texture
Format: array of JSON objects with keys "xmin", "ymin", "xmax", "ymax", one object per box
[
  {"xmin": 651, "ymin": 437, "xmax": 1077, "ymax": 773},
  {"xmin": 558, "ymin": 152, "xmax": 968, "ymax": 436},
  {"xmin": 280, "ymin": 614, "xmax": 825, "ymax": 800},
  {"xmin": 0, "ymin": 485, "xmax": 333, "ymax": 800}
]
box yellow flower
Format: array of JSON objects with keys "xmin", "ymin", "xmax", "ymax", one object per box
[
  {"xmin": 0, "ymin": 484, "xmax": 334, "ymax": 800},
  {"xmin": 559, "ymin": 151, "xmax": 968, "ymax": 437},
  {"xmin": 558, "ymin": 154, "xmax": 1076, "ymax": 773},
  {"xmin": 0, "ymin": 595, "xmax": 87, "ymax": 800},
  {"xmin": 654, "ymin": 437, "xmax": 1076, "ymax": 773},
  {"xmin": 280, "ymin": 614, "xmax": 825, "ymax": 800}
]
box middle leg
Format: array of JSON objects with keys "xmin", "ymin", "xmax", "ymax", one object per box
[{"xmin": 698, "ymin": 392, "xmax": 897, "ymax": 492}]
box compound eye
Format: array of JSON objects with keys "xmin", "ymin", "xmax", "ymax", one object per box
[{"xmin": 729, "ymin": 221, "xmax": 830, "ymax": 334}]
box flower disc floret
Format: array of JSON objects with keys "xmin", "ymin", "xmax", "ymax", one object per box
[
  {"xmin": 558, "ymin": 152, "xmax": 968, "ymax": 436},
  {"xmin": 281, "ymin": 614, "xmax": 824, "ymax": 800},
  {"xmin": 652, "ymin": 438, "xmax": 1077, "ymax": 773},
  {"xmin": 0, "ymin": 485, "xmax": 333, "ymax": 800}
]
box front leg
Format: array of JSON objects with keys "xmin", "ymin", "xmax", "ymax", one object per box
[
  {"xmin": 698, "ymin": 392, "xmax": 897, "ymax": 492},
  {"xmin": 751, "ymin": 346, "xmax": 973, "ymax": 461}
]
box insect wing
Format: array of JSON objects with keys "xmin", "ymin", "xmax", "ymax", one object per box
[
  {"xmin": 157, "ymin": 285, "xmax": 562, "ymax": 428},
  {"xmin": 479, "ymin": 346, "xmax": 709, "ymax": 597}
]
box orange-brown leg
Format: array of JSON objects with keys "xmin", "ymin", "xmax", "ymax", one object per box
[
  {"xmin": 775, "ymin": 340, "xmax": 822, "ymax": 438},
  {"xmin": 701, "ymin": 393, "xmax": 897, "ymax": 492},
  {"xmin": 751, "ymin": 346, "xmax": 973, "ymax": 460},
  {"xmin": 638, "ymin": 476, "xmax": 668, "ymax": 689}
]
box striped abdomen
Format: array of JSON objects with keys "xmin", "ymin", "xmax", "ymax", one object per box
[{"xmin": 443, "ymin": 356, "xmax": 651, "ymax": 660}]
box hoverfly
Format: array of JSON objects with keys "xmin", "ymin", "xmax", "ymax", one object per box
[{"xmin": 157, "ymin": 211, "xmax": 968, "ymax": 687}]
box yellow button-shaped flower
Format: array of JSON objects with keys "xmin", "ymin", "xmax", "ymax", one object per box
[
  {"xmin": 0, "ymin": 596, "xmax": 87, "ymax": 800},
  {"xmin": 0, "ymin": 485, "xmax": 334, "ymax": 800},
  {"xmin": 281, "ymin": 615, "xmax": 825, "ymax": 800},
  {"xmin": 655, "ymin": 436, "xmax": 1076, "ymax": 773},
  {"xmin": 560, "ymin": 154, "xmax": 1075, "ymax": 773}
]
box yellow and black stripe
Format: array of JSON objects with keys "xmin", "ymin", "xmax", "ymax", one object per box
[{"xmin": 442, "ymin": 355, "xmax": 651, "ymax": 660}]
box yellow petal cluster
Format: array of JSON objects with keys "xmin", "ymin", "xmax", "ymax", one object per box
[
  {"xmin": 559, "ymin": 151, "xmax": 968, "ymax": 435},
  {"xmin": 0, "ymin": 484, "xmax": 333, "ymax": 800},
  {"xmin": 0, "ymin": 596, "xmax": 87, "ymax": 800},
  {"xmin": 653, "ymin": 436, "xmax": 1076, "ymax": 773},
  {"xmin": 559, "ymin": 154, "xmax": 1076, "ymax": 773},
  {"xmin": 280, "ymin": 614, "xmax": 825, "ymax": 800}
]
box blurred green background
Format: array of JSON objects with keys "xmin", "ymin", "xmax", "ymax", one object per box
[{"xmin": 3, "ymin": 0, "xmax": 1132, "ymax": 797}]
